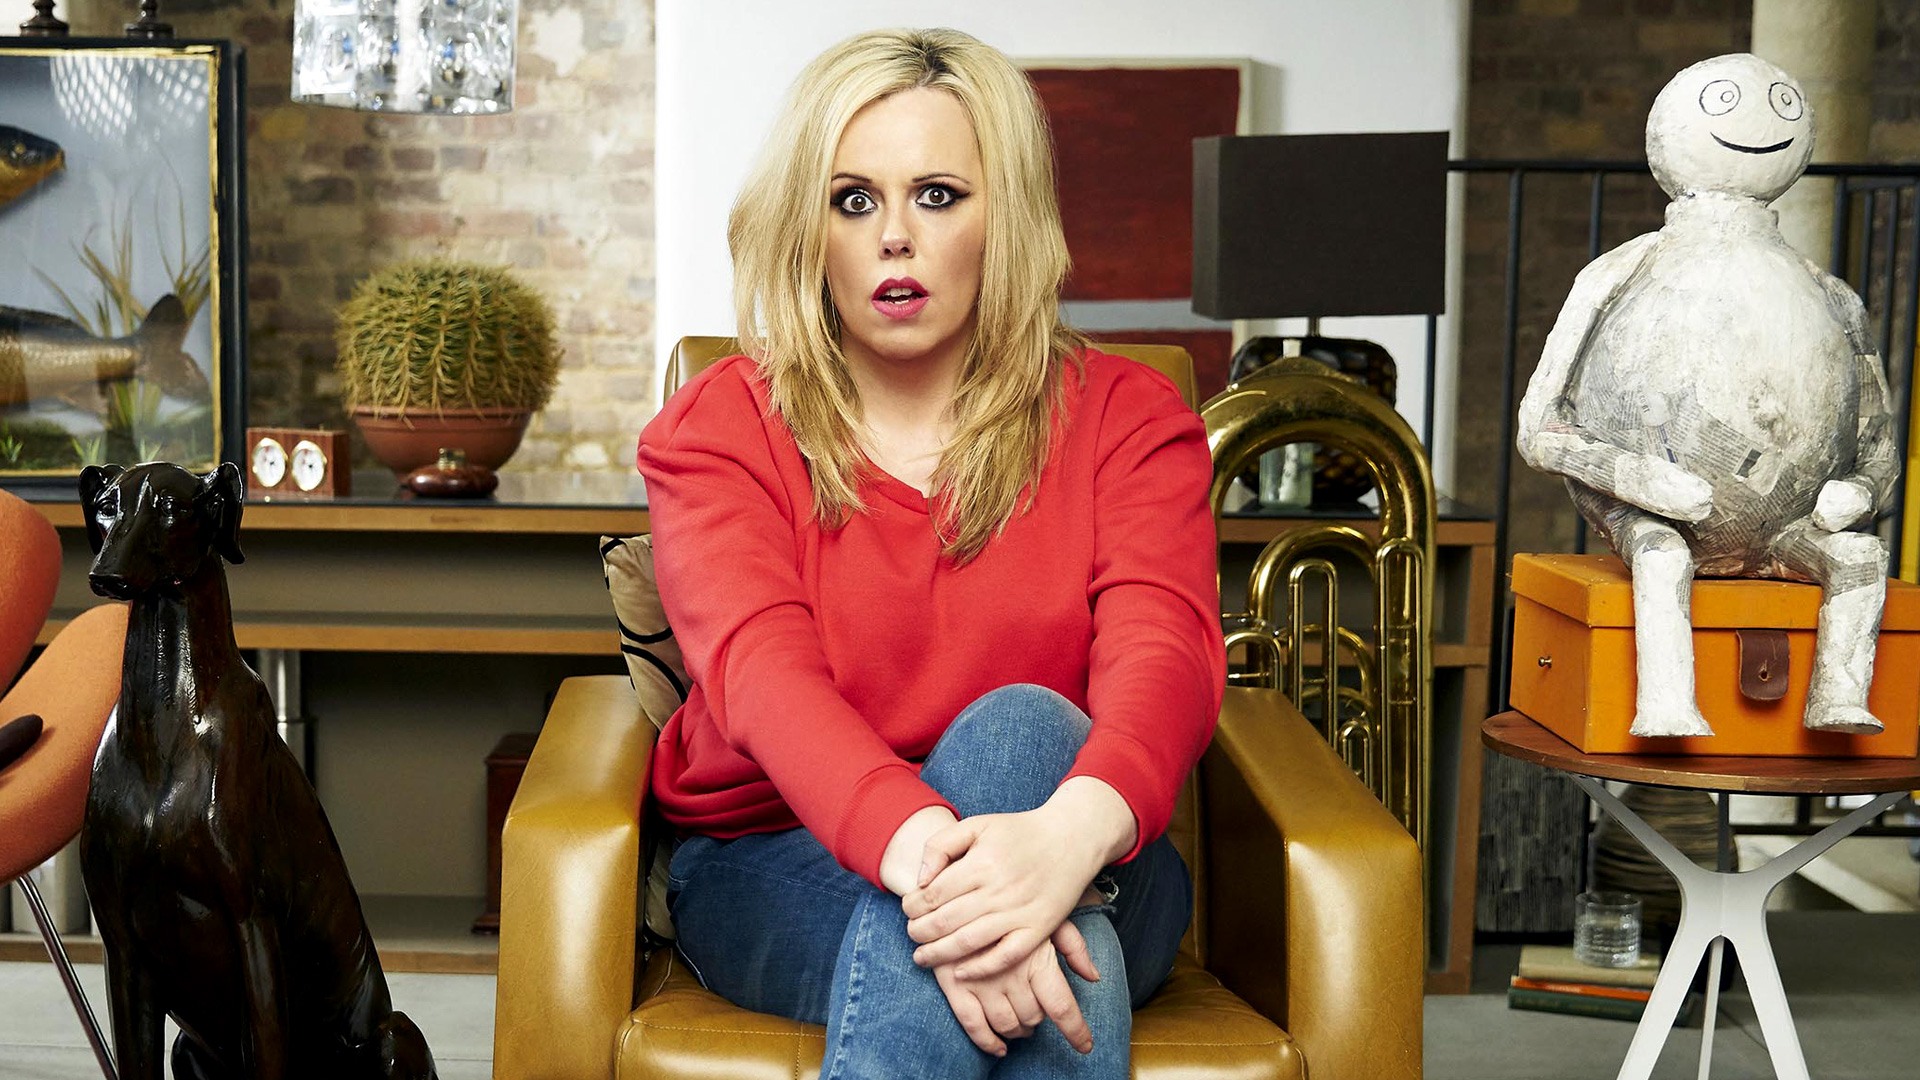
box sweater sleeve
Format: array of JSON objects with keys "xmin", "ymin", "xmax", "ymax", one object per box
[
  {"xmin": 1065, "ymin": 362, "xmax": 1227, "ymax": 863},
  {"xmin": 636, "ymin": 365, "xmax": 954, "ymax": 886}
]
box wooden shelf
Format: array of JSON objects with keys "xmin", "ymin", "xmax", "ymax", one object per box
[
  {"xmin": 37, "ymin": 609, "xmax": 618, "ymax": 655},
  {"xmin": 0, "ymin": 894, "xmax": 497, "ymax": 976},
  {"xmin": 29, "ymin": 499, "xmax": 650, "ymax": 537}
]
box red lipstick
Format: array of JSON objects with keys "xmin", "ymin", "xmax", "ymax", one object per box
[{"xmin": 871, "ymin": 277, "xmax": 929, "ymax": 320}]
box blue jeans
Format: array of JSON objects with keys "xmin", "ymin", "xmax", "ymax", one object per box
[{"xmin": 666, "ymin": 684, "xmax": 1193, "ymax": 1079}]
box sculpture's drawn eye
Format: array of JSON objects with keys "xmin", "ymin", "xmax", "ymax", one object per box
[
  {"xmin": 1769, "ymin": 82, "xmax": 1803, "ymax": 121},
  {"xmin": 1700, "ymin": 79, "xmax": 1741, "ymax": 116}
]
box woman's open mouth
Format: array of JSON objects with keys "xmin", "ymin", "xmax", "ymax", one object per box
[{"xmin": 871, "ymin": 278, "xmax": 929, "ymax": 320}]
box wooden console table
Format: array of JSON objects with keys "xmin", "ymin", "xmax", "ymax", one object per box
[{"xmin": 5, "ymin": 472, "xmax": 1494, "ymax": 986}]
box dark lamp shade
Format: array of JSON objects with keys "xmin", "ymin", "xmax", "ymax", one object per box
[{"xmin": 1193, "ymin": 131, "xmax": 1448, "ymax": 320}]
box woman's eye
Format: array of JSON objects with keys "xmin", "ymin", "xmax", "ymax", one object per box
[
  {"xmin": 835, "ymin": 189, "xmax": 874, "ymax": 214},
  {"xmin": 917, "ymin": 185, "xmax": 958, "ymax": 209}
]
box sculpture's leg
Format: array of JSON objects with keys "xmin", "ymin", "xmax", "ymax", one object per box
[
  {"xmin": 103, "ymin": 939, "xmax": 166, "ymax": 1080},
  {"xmin": 1771, "ymin": 520, "xmax": 1887, "ymax": 733},
  {"xmin": 235, "ymin": 916, "xmax": 289, "ymax": 1080},
  {"xmin": 1618, "ymin": 513, "xmax": 1713, "ymax": 736},
  {"xmin": 172, "ymin": 1029, "xmax": 234, "ymax": 1080}
]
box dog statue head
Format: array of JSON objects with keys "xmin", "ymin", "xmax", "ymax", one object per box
[{"xmin": 82, "ymin": 462, "xmax": 246, "ymax": 601}]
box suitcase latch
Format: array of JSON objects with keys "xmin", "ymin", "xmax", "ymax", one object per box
[{"xmin": 1736, "ymin": 629, "xmax": 1790, "ymax": 702}]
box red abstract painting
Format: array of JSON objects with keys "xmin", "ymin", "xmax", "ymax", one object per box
[
  {"xmin": 1026, "ymin": 64, "xmax": 1243, "ymax": 302},
  {"xmin": 1027, "ymin": 63, "xmax": 1242, "ymax": 398}
]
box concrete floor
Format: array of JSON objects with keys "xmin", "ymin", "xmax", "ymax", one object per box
[
  {"xmin": 0, "ymin": 962, "xmax": 495, "ymax": 1080},
  {"xmin": 7, "ymin": 914, "xmax": 1913, "ymax": 1079},
  {"xmin": 3, "ymin": 890, "xmax": 1915, "ymax": 1079},
  {"xmin": 1428, "ymin": 910, "xmax": 1920, "ymax": 1079}
]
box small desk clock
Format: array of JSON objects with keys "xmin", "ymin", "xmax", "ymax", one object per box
[{"xmin": 246, "ymin": 428, "xmax": 351, "ymax": 500}]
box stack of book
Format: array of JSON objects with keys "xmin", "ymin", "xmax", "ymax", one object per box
[{"xmin": 1508, "ymin": 944, "xmax": 1701, "ymax": 1024}]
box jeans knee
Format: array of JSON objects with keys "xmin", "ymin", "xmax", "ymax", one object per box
[{"xmin": 921, "ymin": 684, "xmax": 1091, "ymax": 816}]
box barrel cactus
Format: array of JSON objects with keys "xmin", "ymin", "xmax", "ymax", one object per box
[{"xmin": 336, "ymin": 260, "xmax": 561, "ymax": 415}]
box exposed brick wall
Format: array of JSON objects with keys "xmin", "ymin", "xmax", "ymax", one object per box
[
  {"xmin": 66, "ymin": 0, "xmax": 655, "ymax": 475},
  {"xmin": 1874, "ymin": 1, "xmax": 1920, "ymax": 158}
]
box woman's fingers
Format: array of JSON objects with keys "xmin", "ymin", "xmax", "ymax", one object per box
[
  {"xmin": 905, "ymin": 889, "xmax": 994, "ymax": 944},
  {"xmin": 1050, "ymin": 920, "xmax": 1102, "ymax": 983},
  {"xmin": 901, "ymin": 864, "xmax": 985, "ymax": 920},
  {"xmin": 981, "ymin": 992, "xmax": 1021, "ymax": 1036},
  {"xmin": 954, "ymin": 926, "xmax": 1047, "ymax": 980},
  {"xmin": 1006, "ymin": 976, "xmax": 1045, "ymax": 1031},
  {"xmin": 935, "ymin": 970, "xmax": 1007, "ymax": 1057},
  {"xmin": 912, "ymin": 912, "xmax": 1017, "ymax": 968},
  {"xmin": 917, "ymin": 816, "xmax": 990, "ymax": 890},
  {"xmin": 1030, "ymin": 958, "xmax": 1094, "ymax": 1054}
]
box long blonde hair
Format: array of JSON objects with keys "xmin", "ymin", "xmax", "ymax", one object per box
[{"xmin": 728, "ymin": 27, "xmax": 1085, "ymax": 562}]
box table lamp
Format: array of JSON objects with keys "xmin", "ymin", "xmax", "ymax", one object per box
[{"xmin": 1193, "ymin": 131, "xmax": 1447, "ymax": 505}]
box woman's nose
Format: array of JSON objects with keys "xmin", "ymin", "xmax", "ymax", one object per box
[{"xmin": 881, "ymin": 233, "xmax": 914, "ymax": 258}]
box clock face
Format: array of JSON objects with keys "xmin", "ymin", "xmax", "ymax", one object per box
[
  {"xmin": 251, "ymin": 437, "xmax": 286, "ymax": 489},
  {"xmin": 290, "ymin": 439, "xmax": 328, "ymax": 493}
]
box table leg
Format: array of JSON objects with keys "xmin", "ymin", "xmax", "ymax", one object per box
[
  {"xmin": 256, "ymin": 648, "xmax": 312, "ymax": 781},
  {"xmin": 1696, "ymin": 794, "xmax": 1730, "ymax": 1080},
  {"xmin": 1722, "ymin": 790, "xmax": 1903, "ymax": 1080},
  {"xmin": 1570, "ymin": 776, "xmax": 1904, "ymax": 1080}
]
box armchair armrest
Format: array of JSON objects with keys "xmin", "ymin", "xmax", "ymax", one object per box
[
  {"xmin": 1199, "ymin": 686, "xmax": 1423, "ymax": 1080},
  {"xmin": 494, "ymin": 675, "xmax": 656, "ymax": 1080}
]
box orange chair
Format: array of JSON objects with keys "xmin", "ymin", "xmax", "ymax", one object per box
[{"xmin": 0, "ymin": 488, "xmax": 128, "ymax": 1079}]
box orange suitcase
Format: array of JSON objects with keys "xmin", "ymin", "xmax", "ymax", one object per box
[{"xmin": 1509, "ymin": 553, "xmax": 1920, "ymax": 757}]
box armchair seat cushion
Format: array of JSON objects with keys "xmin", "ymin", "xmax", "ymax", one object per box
[{"xmin": 616, "ymin": 947, "xmax": 1302, "ymax": 1080}]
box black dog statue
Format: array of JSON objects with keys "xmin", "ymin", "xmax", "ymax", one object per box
[{"xmin": 79, "ymin": 462, "xmax": 436, "ymax": 1080}]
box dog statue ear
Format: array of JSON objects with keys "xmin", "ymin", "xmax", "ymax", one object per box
[
  {"xmin": 79, "ymin": 464, "xmax": 126, "ymax": 556},
  {"xmin": 199, "ymin": 462, "xmax": 247, "ymax": 565}
]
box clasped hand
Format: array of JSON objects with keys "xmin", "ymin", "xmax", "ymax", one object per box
[{"xmin": 902, "ymin": 804, "xmax": 1112, "ymax": 1054}]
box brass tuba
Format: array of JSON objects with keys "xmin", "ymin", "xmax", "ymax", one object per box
[{"xmin": 1201, "ymin": 357, "xmax": 1436, "ymax": 852}]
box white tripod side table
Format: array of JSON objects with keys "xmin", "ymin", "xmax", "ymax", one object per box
[{"xmin": 1485, "ymin": 712, "xmax": 1920, "ymax": 1080}]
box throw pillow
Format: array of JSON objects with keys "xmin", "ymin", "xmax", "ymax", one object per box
[
  {"xmin": 600, "ymin": 534, "xmax": 689, "ymax": 941},
  {"xmin": 599, "ymin": 534, "xmax": 689, "ymax": 729}
]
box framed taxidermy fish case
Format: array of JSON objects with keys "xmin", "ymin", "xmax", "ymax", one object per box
[{"xmin": 0, "ymin": 38, "xmax": 244, "ymax": 483}]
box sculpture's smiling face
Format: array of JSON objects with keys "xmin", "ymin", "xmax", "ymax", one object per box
[{"xmin": 1647, "ymin": 53, "xmax": 1814, "ymax": 204}]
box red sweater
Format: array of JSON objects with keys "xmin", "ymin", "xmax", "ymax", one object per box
[{"xmin": 635, "ymin": 349, "xmax": 1226, "ymax": 887}]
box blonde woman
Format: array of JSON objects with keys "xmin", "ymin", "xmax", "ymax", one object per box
[{"xmin": 637, "ymin": 27, "xmax": 1225, "ymax": 1078}]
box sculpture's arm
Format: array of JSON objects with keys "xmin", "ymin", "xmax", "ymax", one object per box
[
  {"xmin": 1516, "ymin": 233, "xmax": 1714, "ymax": 523},
  {"xmin": 1805, "ymin": 261, "xmax": 1900, "ymax": 530}
]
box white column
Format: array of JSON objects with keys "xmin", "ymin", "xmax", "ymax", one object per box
[{"xmin": 1751, "ymin": 0, "xmax": 1878, "ymax": 264}]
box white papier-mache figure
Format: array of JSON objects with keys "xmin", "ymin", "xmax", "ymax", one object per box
[{"xmin": 1517, "ymin": 53, "xmax": 1900, "ymax": 738}]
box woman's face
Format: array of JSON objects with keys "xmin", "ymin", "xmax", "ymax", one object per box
[{"xmin": 824, "ymin": 87, "xmax": 986, "ymax": 371}]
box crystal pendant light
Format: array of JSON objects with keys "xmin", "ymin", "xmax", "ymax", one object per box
[{"xmin": 292, "ymin": 0, "xmax": 515, "ymax": 114}]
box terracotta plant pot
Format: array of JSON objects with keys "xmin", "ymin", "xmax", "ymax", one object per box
[{"xmin": 350, "ymin": 407, "xmax": 532, "ymax": 478}]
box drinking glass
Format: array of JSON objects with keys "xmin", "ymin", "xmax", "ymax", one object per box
[{"xmin": 1573, "ymin": 890, "xmax": 1643, "ymax": 968}]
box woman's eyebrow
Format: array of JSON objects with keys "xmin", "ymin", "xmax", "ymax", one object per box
[{"xmin": 828, "ymin": 171, "xmax": 972, "ymax": 184}]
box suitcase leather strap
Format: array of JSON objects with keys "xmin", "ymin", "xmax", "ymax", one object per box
[{"xmin": 1736, "ymin": 629, "xmax": 1791, "ymax": 702}]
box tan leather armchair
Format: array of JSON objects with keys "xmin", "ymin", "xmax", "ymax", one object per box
[{"xmin": 494, "ymin": 340, "xmax": 1424, "ymax": 1080}]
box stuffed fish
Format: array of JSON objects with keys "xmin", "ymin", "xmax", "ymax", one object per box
[
  {"xmin": 0, "ymin": 126, "xmax": 63, "ymax": 210},
  {"xmin": 0, "ymin": 295, "xmax": 205, "ymax": 407}
]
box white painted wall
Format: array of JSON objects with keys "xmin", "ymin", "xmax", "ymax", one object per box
[{"xmin": 656, "ymin": 0, "xmax": 1470, "ymax": 488}]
